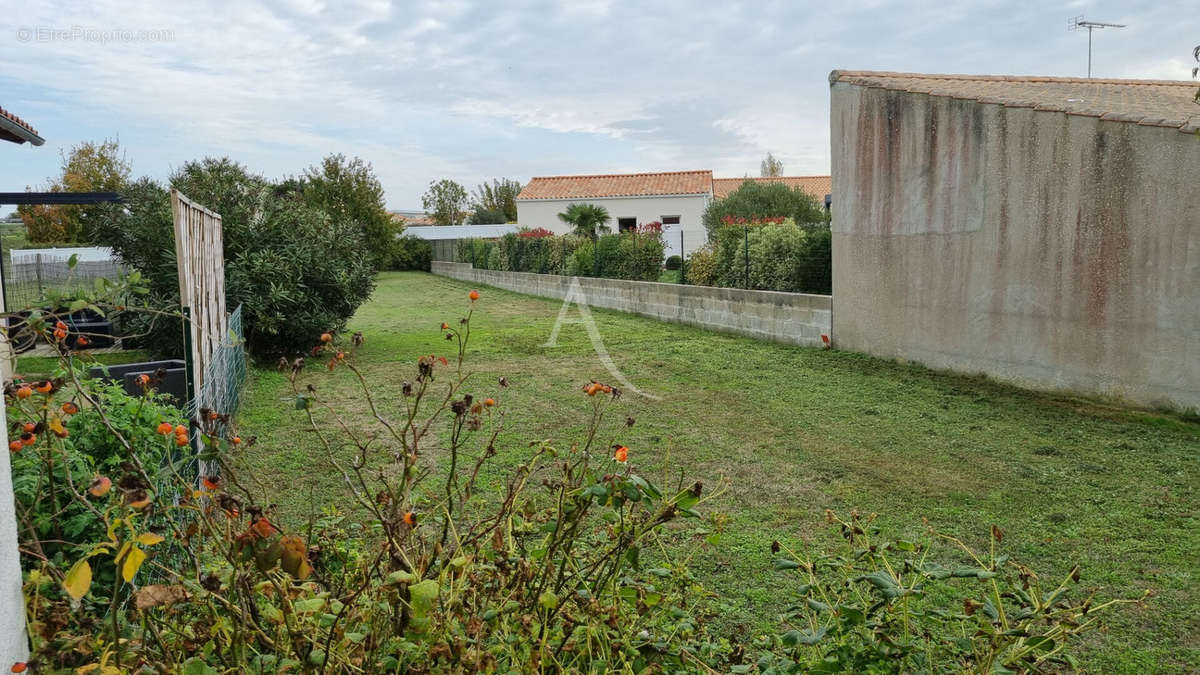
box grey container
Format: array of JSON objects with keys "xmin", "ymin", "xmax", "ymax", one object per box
[{"xmin": 89, "ymin": 359, "xmax": 188, "ymax": 407}]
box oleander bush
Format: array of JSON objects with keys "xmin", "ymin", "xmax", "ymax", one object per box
[{"xmin": 91, "ymin": 158, "xmax": 377, "ymax": 360}]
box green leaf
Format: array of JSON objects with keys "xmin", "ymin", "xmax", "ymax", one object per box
[
  {"xmin": 951, "ymin": 567, "xmax": 997, "ymax": 579},
  {"xmin": 774, "ymin": 559, "xmax": 801, "ymax": 570},
  {"xmin": 293, "ymin": 598, "xmax": 326, "ymax": 613},
  {"xmin": 806, "ymin": 598, "xmax": 830, "ymax": 613},
  {"xmin": 782, "ymin": 626, "xmax": 827, "ymax": 646},
  {"xmin": 408, "ymin": 579, "xmax": 439, "ymax": 633},
  {"xmin": 628, "ymin": 474, "xmax": 661, "ymax": 500},
  {"xmin": 67, "ymin": 253, "xmax": 78, "ymax": 269},
  {"xmin": 180, "ymin": 658, "xmax": 218, "ymax": 675},
  {"xmin": 538, "ymin": 590, "xmax": 558, "ymax": 610}
]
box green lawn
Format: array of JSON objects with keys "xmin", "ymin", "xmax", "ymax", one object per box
[{"xmin": 236, "ymin": 272, "xmax": 1198, "ymax": 672}]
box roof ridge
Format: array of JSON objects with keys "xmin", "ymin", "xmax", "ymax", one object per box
[
  {"xmin": 528, "ymin": 169, "xmax": 713, "ymax": 180},
  {"xmin": 714, "ymin": 175, "xmax": 831, "ymax": 180},
  {"xmin": 830, "ymin": 70, "xmax": 1197, "ymax": 87}
]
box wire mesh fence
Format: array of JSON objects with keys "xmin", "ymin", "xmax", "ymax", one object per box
[
  {"xmin": 3, "ymin": 249, "xmax": 124, "ymax": 311},
  {"xmin": 142, "ymin": 304, "xmax": 246, "ymax": 585}
]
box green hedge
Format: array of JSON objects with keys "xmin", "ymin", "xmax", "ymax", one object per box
[
  {"xmin": 686, "ymin": 222, "xmax": 831, "ymax": 294},
  {"xmin": 457, "ymin": 231, "xmax": 664, "ymax": 282}
]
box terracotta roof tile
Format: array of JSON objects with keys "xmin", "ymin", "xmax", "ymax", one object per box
[
  {"xmin": 517, "ymin": 170, "xmax": 713, "ymax": 200},
  {"xmin": 830, "ymin": 71, "xmax": 1200, "ymax": 133},
  {"xmin": 0, "ymin": 105, "xmax": 43, "ymax": 144},
  {"xmin": 712, "ymin": 176, "xmax": 832, "ymax": 201}
]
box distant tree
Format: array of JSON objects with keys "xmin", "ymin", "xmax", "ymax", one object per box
[
  {"xmin": 471, "ymin": 178, "xmax": 522, "ymax": 222},
  {"xmin": 760, "ymin": 152, "xmax": 784, "ymax": 177},
  {"xmin": 702, "ymin": 181, "xmax": 825, "ymax": 238},
  {"xmin": 298, "ymin": 154, "xmax": 394, "ymax": 267},
  {"xmin": 422, "ymin": 179, "xmax": 469, "ymax": 225},
  {"xmin": 467, "ymin": 206, "xmax": 508, "ymax": 224},
  {"xmin": 557, "ymin": 203, "xmax": 611, "ymax": 238},
  {"xmin": 18, "ymin": 139, "xmax": 130, "ymax": 243}
]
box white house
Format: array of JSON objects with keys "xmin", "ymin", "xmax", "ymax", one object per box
[
  {"xmin": 516, "ymin": 170, "xmax": 833, "ymax": 258},
  {"xmin": 516, "ymin": 170, "xmax": 713, "ymax": 257}
]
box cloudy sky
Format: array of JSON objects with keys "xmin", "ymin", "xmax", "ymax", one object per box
[{"xmin": 2, "ymin": 0, "xmax": 1195, "ymax": 209}]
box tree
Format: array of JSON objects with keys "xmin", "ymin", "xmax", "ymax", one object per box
[
  {"xmin": 90, "ymin": 157, "xmax": 376, "ymax": 359},
  {"xmin": 557, "ymin": 203, "xmax": 611, "ymax": 238},
  {"xmin": 701, "ymin": 181, "xmax": 826, "ymax": 238},
  {"xmin": 18, "ymin": 139, "xmax": 130, "ymax": 243},
  {"xmin": 471, "ymin": 178, "xmax": 522, "ymax": 222},
  {"xmin": 760, "ymin": 152, "xmax": 784, "ymax": 177},
  {"xmin": 421, "ymin": 179, "xmax": 469, "ymax": 225},
  {"xmin": 467, "ymin": 207, "xmax": 507, "ymax": 224},
  {"xmin": 298, "ymin": 154, "xmax": 394, "ymax": 268}
]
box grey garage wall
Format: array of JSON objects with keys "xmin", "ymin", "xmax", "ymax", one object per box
[
  {"xmin": 830, "ymin": 82, "xmax": 1200, "ymax": 411},
  {"xmin": 432, "ymin": 261, "xmax": 831, "ymax": 346}
]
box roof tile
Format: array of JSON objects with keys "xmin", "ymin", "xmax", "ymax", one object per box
[
  {"xmin": 712, "ymin": 176, "xmax": 832, "ymax": 202},
  {"xmin": 0, "ymin": 105, "xmax": 42, "ymax": 143},
  {"xmin": 517, "ymin": 170, "xmax": 713, "ymax": 200}
]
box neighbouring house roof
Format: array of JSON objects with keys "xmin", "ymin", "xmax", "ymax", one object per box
[
  {"xmin": 390, "ymin": 210, "xmax": 436, "ymax": 226},
  {"xmin": 713, "ymin": 176, "xmax": 832, "ymax": 202},
  {"xmin": 830, "ymin": 70, "xmax": 1200, "ymax": 134},
  {"xmin": 517, "ymin": 170, "xmax": 714, "ymax": 200},
  {"xmin": 0, "ymin": 105, "xmax": 45, "ymax": 145},
  {"xmin": 402, "ymin": 224, "xmax": 519, "ymax": 240}
]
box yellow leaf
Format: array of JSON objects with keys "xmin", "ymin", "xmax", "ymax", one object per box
[
  {"xmin": 63, "ymin": 558, "xmax": 92, "ymax": 601},
  {"xmin": 136, "ymin": 532, "xmax": 165, "ymax": 547},
  {"xmin": 122, "ymin": 545, "xmax": 147, "ymax": 582}
]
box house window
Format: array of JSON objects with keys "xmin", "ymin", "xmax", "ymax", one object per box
[
  {"xmin": 661, "ymin": 216, "xmax": 680, "ymax": 225},
  {"xmin": 617, "ymin": 217, "xmax": 637, "ymax": 233}
]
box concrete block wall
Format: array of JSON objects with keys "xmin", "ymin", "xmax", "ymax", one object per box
[{"xmin": 431, "ymin": 262, "xmax": 832, "ymax": 347}]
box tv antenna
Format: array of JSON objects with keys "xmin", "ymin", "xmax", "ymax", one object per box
[{"xmin": 1069, "ymin": 16, "xmax": 1126, "ymax": 78}]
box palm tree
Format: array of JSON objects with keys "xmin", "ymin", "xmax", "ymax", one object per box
[{"xmin": 557, "ymin": 203, "xmax": 611, "ymax": 238}]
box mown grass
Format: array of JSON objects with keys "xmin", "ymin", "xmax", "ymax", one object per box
[{"xmin": 236, "ymin": 272, "xmax": 1198, "ymax": 672}]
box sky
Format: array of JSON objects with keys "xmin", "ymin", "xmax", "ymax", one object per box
[{"xmin": 1, "ymin": 0, "xmax": 1195, "ymax": 210}]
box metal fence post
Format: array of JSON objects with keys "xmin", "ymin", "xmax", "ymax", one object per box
[
  {"xmin": 743, "ymin": 226, "xmax": 750, "ymax": 289},
  {"xmin": 34, "ymin": 253, "xmax": 43, "ymax": 296},
  {"xmin": 678, "ymin": 229, "xmax": 685, "ymax": 284}
]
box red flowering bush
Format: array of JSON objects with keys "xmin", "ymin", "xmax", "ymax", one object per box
[{"xmin": 517, "ymin": 227, "xmax": 555, "ymax": 239}]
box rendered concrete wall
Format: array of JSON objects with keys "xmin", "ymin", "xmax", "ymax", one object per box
[
  {"xmin": 0, "ymin": 394, "xmax": 28, "ymax": 665},
  {"xmin": 516, "ymin": 194, "xmax": 711, "ymax": 257},
  {"xmin": 831, "ymin": 82, "xmax": 1200, "ymax": 411},
  {"xmin": 432, "ymin": 261, "xmax": 831, "ymax": 346}
]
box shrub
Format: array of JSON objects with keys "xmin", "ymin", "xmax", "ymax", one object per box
[
  {"xmin": 664, "ymin": 255, "xmax": 682, "ymax": 271},
  {"xmin": 684, "ymin": 245, "xmax": 717, "ymax": 287},
  {"xmin": 11, "ymin": 293, "xmax": 731, "ymax": 673},
  {"xmin": 90, "ymin": 158, "xmax": 377, "ymax": 359},
  {"xmin": 10, "ymin": 370, "xmax": 184, "ymax": 563},
  {"xmin": 297, "ymin": 154, "xmax": 394, "ymax": 269},
  {"xmin": 382, "ymin": 233, "xmax": 432, "ymax": 271},
  {"xmin": 757, "ymin": 511, "xmax": 1146, "ymax": 673},
  {"xmin": 702, "ymin": 180, "xmax": 826, "ymax": 239},
  {"xmin": 710, "ymin": 221, "xmax": 831, "ymax": 294},
  {"xmin": 456, "ymin": 238, "xmax": 497, "ymax": 268},
  {"xmin": 566, "ymin": 231, "xmax": 664, "ymax": 281}
]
